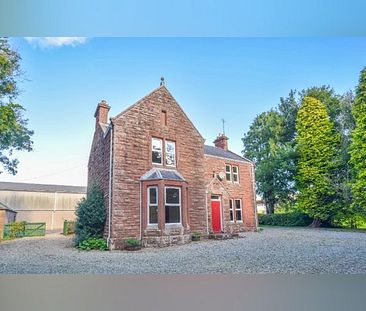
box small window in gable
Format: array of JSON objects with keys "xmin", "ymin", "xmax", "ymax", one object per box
[
  {"xmin": 225, "ymin": 165, "xmax": 231, "ymax": 181},
  {"xmin": 165, "ymin": 140, "xmax": 176, "ymax": 167},
  {"xmin": 152, "ymin": 138, "xmax": 163, "ymax": 165},
  {"xmin": 161, "ymin": 110, "xmax": 167, "ymax": 126},
  {"xmin": 232, "ymin": 165, "xmax": 239, "ymax": 183}
]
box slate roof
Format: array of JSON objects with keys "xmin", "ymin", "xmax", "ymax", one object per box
[
  {"xmin": 0, "ymin": 182, "xmax": 87, "ymax": 194},
  {"xmin": 204, "ymin": 145, "xmax": 252, "ymax": 163},
  {"xmin": 0, "ymin": 201, "xmax": 16, "ymax": 212},
  {"xmin": 140, "ymin": 168, "xmax": 186, "ymax": 181}
]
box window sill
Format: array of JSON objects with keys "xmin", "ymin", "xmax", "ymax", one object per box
[
  {"xmin": 165, "ymin": 223, "xmax": 182, "ymax": 228},
  {"xmin": 147, "ymin": 224, "xmax": 159, "ymax": 229}
]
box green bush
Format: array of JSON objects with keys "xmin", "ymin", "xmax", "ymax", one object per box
[
  {"xmin": 8, "ymin": 221, "xmax": 26, "ymax": 238},
  {"xmin": 258, "ymin": 211, "xmax": 313, "ymax": 227},
  {"xmin": 78, "ymin": 238, "xmax": 108, "ymax": 251},
  {"xmin": 125, "ymin": 238, "xmax": 141, "ymax": 246},
  {"xmin": 63, "ymin": 220, "xmax": 76, "ymax": 235},
  {"xmin": 74, "ymin": 183, "xmax": 106, "ymax": 245},
  {"xmin": 192, "ymin": 232, "xmax": 201, "ymax": 238}
]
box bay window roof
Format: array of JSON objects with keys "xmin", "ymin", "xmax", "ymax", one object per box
[{"xmin": 140, "ymin": 168, "xmax": 186, "ymax": 182}]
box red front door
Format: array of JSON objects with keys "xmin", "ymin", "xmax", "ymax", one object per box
[{"xmin": 211, "ymin": 200, "xmax": 221, "ymax": 233}]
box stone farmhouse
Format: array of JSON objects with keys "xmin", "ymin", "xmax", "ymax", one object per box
[{"xmin": 88, "ymin": 81, "xmax": 257, "ymax": 249}]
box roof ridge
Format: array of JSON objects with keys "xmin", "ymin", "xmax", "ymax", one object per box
[
  {"xmin": 112, "ymin": 84, "xmax": 165, "ymax": 120},
  {"xmin": 111, "ymin": 84, "xmax": 204, "ymax": 141}
]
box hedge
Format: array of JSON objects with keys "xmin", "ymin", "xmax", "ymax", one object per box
[{"xmin": 258, "ymin": 212, "xmax": 313, "ymax": 227}]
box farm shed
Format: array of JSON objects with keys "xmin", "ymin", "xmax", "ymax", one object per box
[
  {"xmin": 0, "ymin": 202, "xmax": 17, "ymax": 237},
  {"xmin": 0, "ymin": 182, "xmax": 86, "ymax": 232}
]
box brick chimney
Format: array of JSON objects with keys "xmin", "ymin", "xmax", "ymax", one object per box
[
  {"xmin": 94, "ymin": 100, "xmax": 110, "ymax": 125},
  {"xmin": 213, "ymin": 133, "xmax": 229, "ymax": 150}
]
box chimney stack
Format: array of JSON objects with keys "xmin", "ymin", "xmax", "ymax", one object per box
[
  {"xmin": 213, "ymin": 133, "xmax": 229, "ymax": 150},
  {"xmin": 94, "ymin": 100, "xmax": 110, "ymax": 126}
]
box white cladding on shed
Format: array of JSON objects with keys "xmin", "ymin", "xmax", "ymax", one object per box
[{"xmin": 0, "ymin": 182, "xmax": 86, "ymax": 231}]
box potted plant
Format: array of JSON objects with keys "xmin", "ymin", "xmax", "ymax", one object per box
[
  {"xmin": 191, "ymin": 232, "xmax": 201, "ymax": 241},
  {"xmin": 124, "ymin": 238, "xmax": 142, "ymax": 251}
]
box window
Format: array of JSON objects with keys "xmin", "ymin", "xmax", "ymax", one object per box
[
  {"xmin": 165, "ymin": 140, "xmax": 176, "ymax": 167},
  {"xmin": 232, "ymin": 166, "xmax": 239, "ymax": 183},
  {"xmin": 148, "ymin": 186, "xmax": 158, "ymax": 224},
  {"xmin": 165, "ymin": 187, "xmax": 181, "ymax": 224},
  {"xmin": 225, "ymin": 165, "xmax": 231, "ymax": 181},
  {"xmin": 229, "ymin": 199, "xmax": 234, "ymax": 222},
  {"xmin": 235, "ymin": 199, "xmax": 242, "ymax": 222},
  {"xmin": 152, "ymin": 138, "xmax": 163, "ymax": 165}
]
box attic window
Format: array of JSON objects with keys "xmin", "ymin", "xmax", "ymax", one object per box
[{"xmin": 161, "ymin": 110, "xmax": 167, "ymax": 126}]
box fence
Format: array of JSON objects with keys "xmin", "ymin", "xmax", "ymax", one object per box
[
  {"xmin": 63, "ymin": 220, "xmax": 76, "ymax": 235},
  {"xmin": 3, "ymin": 222, "xmax": 46, "ymax": 238}
]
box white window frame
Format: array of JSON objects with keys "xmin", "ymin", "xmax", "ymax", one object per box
[
  {"xmin": 164, "ymin": 186, "xmax": 181, "ymax": 225},
  {"xmin": 229, "ymin": 199, "xmax": 234, "ymax": 222},
  {"xmin": 147, "ymin": 186, "xmax": 158, "ymax": 225},
  {"xmin": 225, "ymin": 164, "xmax": 232, "ymax": 181},
  {"xmin": 235, "ymin": 199, "xmax": 243, "ymax": 222},
  {"xmin": 165, "ymin": 140, "xmax": 176, "ymax": 167},
  {"xmin": 152, "ymin": 137, "xmax": 163, "ymax": 165},
  {"xmin": 232, "ymin": 165, "xmax": 239, "ymax": 183}
]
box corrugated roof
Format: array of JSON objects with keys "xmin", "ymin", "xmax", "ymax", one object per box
[
  {"xmin": 140, "ymin": 168, "xmax": 186, "ymax": 181},
  {"xmin": 0, "ymin": 182, "xmax": 87, "ymax": 194},
  {"xmin": 204, "ymin": 145, "xmax": 252, "ymax": 163}
]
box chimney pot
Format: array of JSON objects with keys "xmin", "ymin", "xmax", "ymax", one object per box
[
  {"xmin": 213, "ymin": 133, "xmax": 229, "ymax": 151},
  {"xmin": 94, "ymin": 100, "xmax": 110, "ymax": 126}
]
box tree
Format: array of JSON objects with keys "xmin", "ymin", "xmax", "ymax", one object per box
[
  {"xmin": 75, "ymin": 183, "xmax": 106, "ymax": 245},
  {"xmin": 242, "ymin": 110, "xmax": 296, "ymax": 213},
  {"xmin": 349, "ymin": 67, "xmax": 366, "ymax": 225},
  {"xmin": 296, "ymin": 96, "xmax": 339, "ymax": 227},
  {"xmin": 0, "ymin": 38, "xmax": 33, "ymax": 174}
]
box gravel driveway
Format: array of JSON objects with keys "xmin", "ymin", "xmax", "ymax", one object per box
[{"xmin": 1, "ymin": 227, "xmax": 365, "ymax": 274}]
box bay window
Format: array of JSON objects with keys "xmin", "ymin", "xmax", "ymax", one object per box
[
  {"xmin": 165, "ymin": 187, "xmax": 181, "ymax": 224},
  {"xmin": 148, "ymin": 186, "xmax": 158, "ymax": 224}
]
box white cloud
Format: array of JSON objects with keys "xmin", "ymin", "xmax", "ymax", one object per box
[{"xmin": 25, "ymin": 37, "xmax": 88, "ymax": 48}]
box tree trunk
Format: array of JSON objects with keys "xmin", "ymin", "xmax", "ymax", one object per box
[{"xmin": 309, "ymin": 218, "xmax": 322, "ymax": 228}]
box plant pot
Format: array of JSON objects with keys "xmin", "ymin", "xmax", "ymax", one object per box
[
  {"xmin": 191, "ymin": 236, "xmax": 201, "ymax": 241},
  {"xmin": 124, "ymin": 244, "xmax": 142, "ymax": 251}
]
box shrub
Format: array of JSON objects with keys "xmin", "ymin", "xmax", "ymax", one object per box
[
  {"xmin": 78, "ymin": 238, "xmax": 108, "ymax": 251},
  {"xmin": 74, "ymin": 183, "xmax": 106, "ymax": 245},
  {"xmin": 192, "ymin": 232, "xmax": 201, "ymax": 238},
  {"xmin": 125, "ymin": 238, "xmax": 141, "ymax": 247},
  {"xmin": 63, "ymin": 220, "xmax": 76, "ymax": 235},
  {"xmin": 7, "ymin": 221, "xmax": 26, "ymax": 238},
  {"xmin": 258, "ymin": 211, "xmax": 313, "ymax": 227}
]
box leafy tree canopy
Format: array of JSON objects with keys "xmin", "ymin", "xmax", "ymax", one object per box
[{"xmin": 0, "ymin": 38, "xmax": 33, "ymax": 174}]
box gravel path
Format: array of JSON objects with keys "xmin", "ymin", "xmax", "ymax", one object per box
[{"xmin": 1, "ymin": 227, "xmax": 365, "ymax": 274}]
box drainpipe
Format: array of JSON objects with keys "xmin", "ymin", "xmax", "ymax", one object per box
[
  {"xmin": 139, "ymin": 181, "xmax": 142, "ymax": 240},
  {"xmin": 250, "ymin": 162, "xmax": 258, "ymax": 231},
  {"xmin": 205, "ymin": 189, "xmax": 209, "ymax": 236},
  {"xmin": 107, "ymin": 119, "xmax": 114, "ymax": 247}
]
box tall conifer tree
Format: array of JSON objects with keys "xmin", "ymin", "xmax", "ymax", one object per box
[{"xmin": 296, "ymin": 97, "xmax": 339, "ymax": 226}]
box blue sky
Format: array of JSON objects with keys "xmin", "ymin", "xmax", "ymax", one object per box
[{"xmin": 1, "ymin": 37, "xmax": 366, "ymax": 186}]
